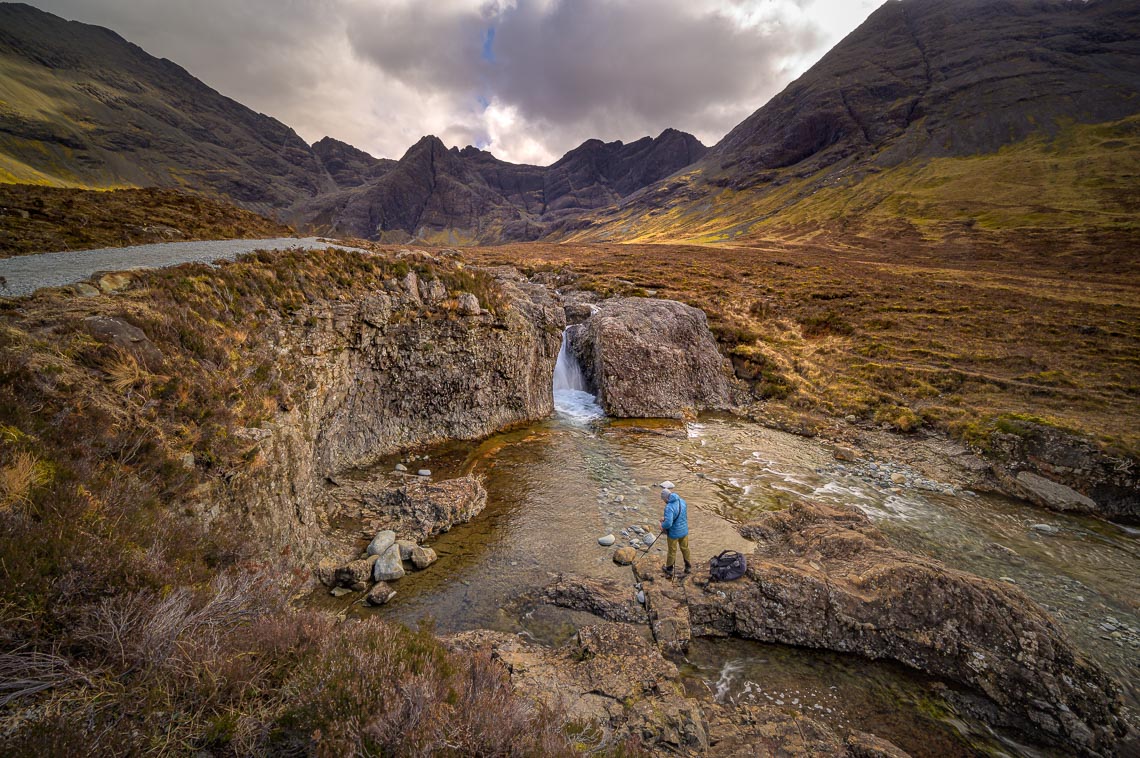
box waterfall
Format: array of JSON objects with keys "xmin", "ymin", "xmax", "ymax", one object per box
[
  {"xmin": 553, "ymin": 326, "xmax": 589, "ymax": 392},
  {"xmin": 552, "ymin": 326, "xmax": 604, "ymax": 422}
]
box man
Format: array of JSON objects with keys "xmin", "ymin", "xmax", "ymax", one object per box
[{"xmin": 658, "ymin": 481, "xmax": 691, "ymax": 577}]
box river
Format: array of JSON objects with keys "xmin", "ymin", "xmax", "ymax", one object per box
[{"xmin": 314, "ymin": 330, "xmax": 1138, "ymax": 756}]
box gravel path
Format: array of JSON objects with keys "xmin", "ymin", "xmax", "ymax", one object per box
[{"xmin": 0, "ymin": 237, "xmax": 368, "ymax": 298}]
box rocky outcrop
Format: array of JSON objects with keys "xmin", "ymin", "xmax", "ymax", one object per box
[
  {"xmin": 221, "ymin": 262, "xmax": 562, "ymax": 561},
  {"xmin": 986, "ymin": 419, "xmax": 1139, "ymax": 523},
  {"xmin": 542, "ymin": 575, "xmax": 647, "ymax": 625},
  {"xmin": 686, "ymin": 501, "xmax": 1126, "ymax": 756},
  {"xmin": 448, "ymin": 622, "xmax": 909, "ymax": 757},
  {"xmin": 568, "ymin": 297, "xmax": 734, "ymax": 418},
  {"xmin": 334, "ymin": 475, "xmax": 489, "ymax": 544}
]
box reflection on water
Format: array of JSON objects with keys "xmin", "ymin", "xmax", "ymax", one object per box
[{"xmin": 314, "ymin": 409, "xmax": 1138, "ymax": 755}]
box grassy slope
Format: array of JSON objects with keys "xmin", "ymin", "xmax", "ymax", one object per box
[
  {"xmin": 0, "ymin": 249, "xmax": 576, "ymax": 754},
  {"xmin": 462, "ymin": 240, "xmax": 1140, "ymax": 459},
  {"xmin": 564, "ymin": 116, "xmax": 1140, "ymax": 248},
  {"xmin": 0, "ymin": 185, "xmax": 294, "ymax": 256}
]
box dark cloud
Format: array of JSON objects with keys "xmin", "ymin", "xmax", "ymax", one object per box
[{"xmin": 23, "ymin": 0, "xmax": 882, "ymax": 164}]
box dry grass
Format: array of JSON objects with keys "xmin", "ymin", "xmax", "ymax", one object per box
[
  {"xmin": 0, "ymin": 450, "xmax": 50, "ymax": 511},
  {"xmin": 0, "ymin": 185, "xmax": 293, "ymax": 257},
  {"xmin": 460, "ymin": 239, "xmax": 1140, "ymax": 456}
]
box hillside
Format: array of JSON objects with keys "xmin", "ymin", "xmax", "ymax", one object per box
[
  {"xmin": 0, "ymin": 185, "xmax": 293, "ymax": 256},
  {"xmin": 562, "ymin": 0, "xmax": 1140, "ymax": 245},
  {"xmin": 0, "ymin": 3, "xmax": 338, "ymax": 215}
]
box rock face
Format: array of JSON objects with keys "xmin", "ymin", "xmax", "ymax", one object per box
[
  {"xmin": 222, "ymin": 264, "xmax": 561, "ymax": 561},
  {"xmin": 689, "ymin": 501, "xmax": 1126, "ymax": 756},
  {"xmin": 988, "ymin": 419, "xmax": 1139, "ymax": 523},
  {"xmin": 311, "ymin": 136, "xmax": 396, "ymax": 190},
  {"xmin": 568, "ymin": 298, "xmax": 734, "ymax": 418}
]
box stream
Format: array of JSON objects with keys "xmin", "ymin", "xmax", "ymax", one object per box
[{"xmin": 314, "ymin": 330, "xmax": 1139, "ymax": 757}]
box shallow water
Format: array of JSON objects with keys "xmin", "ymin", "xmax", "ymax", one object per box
[{"xmin": 308, "ymin": 404, "xmax": 1139, "ymax": 755}]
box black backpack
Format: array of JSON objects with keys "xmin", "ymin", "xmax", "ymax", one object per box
[{"xmin": 708, "ymin": 550, "xmax": 747, "ymax": 582}]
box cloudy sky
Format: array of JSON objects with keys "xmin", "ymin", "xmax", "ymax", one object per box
[{"xmin": 28, "ymin": 0, "xmax": 884, "ymax": 165}]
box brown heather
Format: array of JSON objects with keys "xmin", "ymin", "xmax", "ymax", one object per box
[{"xmin": 0, "ymin": 185, "xmax": 294, "ymax": 257}]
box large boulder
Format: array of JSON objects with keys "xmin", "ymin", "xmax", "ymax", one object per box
[
  {"xmin": 687, "ymin": 501, "xmax": 1126, "ymax": 756},
  {"xmin": 371, "ymin": 544, "xmax": 405, "ymax": 582},
  {"xmin": 568, "ymin": 297, "xmax": 733, "ymax": 418}
]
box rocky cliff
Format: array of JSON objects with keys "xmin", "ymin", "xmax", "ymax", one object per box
[{"xmin": 215, "ymin": 256, "xmax": 563, "ymax": 559}]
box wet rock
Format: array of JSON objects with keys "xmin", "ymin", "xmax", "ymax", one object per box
[
  {"xmin": 348, "ymin": 475, "xmax": 488, "ymax": 542},
  {"xmin": 396, "ymin": 539, "xmax": 418, "ymax": 560},
  {"xmin": 542, "ymin": 574, "xmax": 647, "ymax": 624},
  {"xmin": 395, "ymin": 463, "xmax": 407, "ymax": 472},
  {"xmin": 417, "ymin": 468, "xmax": 431, "ymax": 477},
  {"xmin": 410, "ymin": 545, "xmax": 437, "ymax": 569},
  {"xmin": 330, "ymin": 587, "xmax": 353, "ymax": 597},
  {"xmin": 613, "ymin": 546, "xmax": 637, "ymax": 565},
  {"xmin": 598, "ymin": 534, "xmax": 616, "ymax": 546},
  {"xmin": 832, "ymin": 445, "xmax": 859, "ymax": 462},
  {"xmin": 366, "ymin": 581, "xmax": 396, "ymax": 606},
  {"xmin": 568, "ymin": 297, "xmax": 733, "ymax": 418},
  {"xmin": 563, "ymin": 302, "xmax": 596, "ymax": 325},
  {"xmin": 366, "ymin": 529, "xmax": 396, "ymax": 556},
  {"xmin": 333, "ymin": 555, "xmax": 379, "ymax": 588},
  {"xmin": 702, "ymin": 501, "xmax": 1125, "ymax": 756},
  {"xmin": 985, "ymin": 542, "xmax": 1025, "ymax": 565},
  {"xmin": 1031, "ymin": 523, "xmax": 1060, "ymax": 535},
  {"xmin": 371, "ymin": 544, "xmax": 405, "ymax": 582}
]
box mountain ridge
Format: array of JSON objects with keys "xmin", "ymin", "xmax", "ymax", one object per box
[{"xmin": 562, "ymin": 0, "xmax": 1140, "ymax": 244}]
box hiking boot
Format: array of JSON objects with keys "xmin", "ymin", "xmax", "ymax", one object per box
[
  {"xmin": 662, "ymin": 565, "xmax": 675, "ymax": 577},
  {"xmin": 683, "ymin": 562, "xmax": 692, "ymax": 575}
]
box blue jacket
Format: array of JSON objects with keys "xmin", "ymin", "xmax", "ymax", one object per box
[{"xmin": 661, "ymin": 493, "xmax": 689, "ymax": 539}]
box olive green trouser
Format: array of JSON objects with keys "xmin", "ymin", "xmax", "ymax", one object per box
[{"xmin": 665, "ymin": 535, "xmax": 691, "ymax": 568}]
